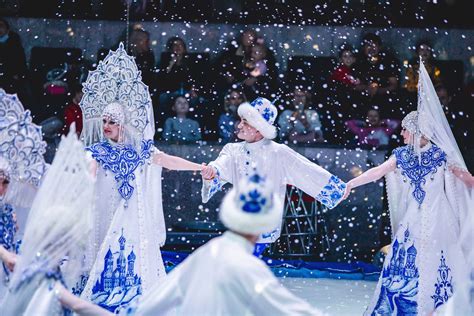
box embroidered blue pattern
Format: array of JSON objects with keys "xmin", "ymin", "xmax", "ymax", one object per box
[
  {"xmin": 431, "ymin": 251, "xmax": 453, "ymax": 309},
  {"xmin": 250, "ymin": 97, "xmax": 275, "ymax": 122},
  {"xmin": 0, "ymin": 202, "xmax": 16, "ymax": 251},
  {"xmin": 87, "ymin": 140, "xmax": 154, "ymax": 200},
  {"xmin": 207, "ymin": 167, "xmax": 223, "ymax": 199},
  {"xmin": 91, "ymin": 229, "xmax": 142, "ymax": 313},
  {"xmin": 240, "ymin": 189, "xmax": 267, "ymax": 213},
  {"xmin": 316, "ymin": 175, "xmax": 346, "ymax": 209},
  {"xmin": 372, "ymin": 227, "xmax": 419, "ymax": 315},
  {"xmin": 71, "ymin": 274, "xmax": 89, "ymax": 296},
  {"xmin": 393, "ymin": 144, "xmax": 446, "ymax": 206}
]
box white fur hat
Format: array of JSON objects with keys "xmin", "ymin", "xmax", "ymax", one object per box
[
  {"xmin": 237, "ymin": 97, "xmax": 278, "ymax": 139},
  {"xmin": 219, "ymin": 173, "xmax": 283, "ymax": 236}
]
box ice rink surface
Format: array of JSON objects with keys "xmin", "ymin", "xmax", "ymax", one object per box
[{"xmin": 281, "ymin": 277, "xmax": 377, "ymax": 315}]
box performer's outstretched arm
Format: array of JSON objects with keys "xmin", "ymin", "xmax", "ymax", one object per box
[
  {"xmin": 344, "ymin": 157, "xmax": 396, "ymax": 199},
  {"xmin": 153, "ymin": 152, "xmax": 203, "ymax": 171}
]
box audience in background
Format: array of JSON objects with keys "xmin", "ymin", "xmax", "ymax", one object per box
[
  {"xmin": 404, "ymin": 39, "xmax": 442, "ymax": 93},
  {"xmin": 0, "ymin": 17, "xmax": 28, "ymax": 98},
  {"xmin": 163, "ymin": 95, "xmax": 202, "ymax": 143},
  {"xmin": 330, "ymin": 44, "xmax": 360, "ymax": 87},
  {"xmin": 353, "ymin": 33, "xmax": 401, "ymax": 118},
  {"xmin": 278, "ymin": 87, "xmax": 324, "ymax": 144},
  {"xmin": 128, "ymin": 26, "xmax": 156, "ymax": 89},
  {"xmin": 218, "ymin": 88, "xmax": 246, "ymax": 143},
  {"xmin": 62, "ymin": 83, "xmax": 84, "ymax": 136},
  {"xmin": 345, "ymin": 108, "xmax": 400, "ymax": 148}
]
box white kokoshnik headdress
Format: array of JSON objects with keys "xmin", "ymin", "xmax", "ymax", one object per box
[
  {"xmin": 0, "ymin": 89, "xmax": 47, "ymax": 206},
  {"xmin": 80, "ymin": 42, "xmax": 155, "ymax": 147}
]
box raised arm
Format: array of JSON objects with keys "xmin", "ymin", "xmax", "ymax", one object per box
[
  {"xmin": 449, "ymin": 166, "xmax": 474, "ymax": 188},
  {"xmin": 344, "ymin": 157, "xmax": 396, "ymax": 199},
  {"xmin": 153, "ymin": 152, "xmax": 203, "ymax": 171}
]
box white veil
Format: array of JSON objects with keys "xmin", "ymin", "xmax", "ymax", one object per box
[
  {"xmin": 417, "ymin": 59, "xmax": 467, "ymax": 170},
  {"xmin": 2, "ymin": 127, "xmax": 94, "ymax": 315}
]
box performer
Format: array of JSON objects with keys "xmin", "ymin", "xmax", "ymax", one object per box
[
  {"xmin": 77, "ymin": 44, "xmax": 208, "ymax": 313},
  {"xmin": 57, "ymin": 173, "xmax": 325, "ymax": 316},
  {"xmin": 344, "ymin": 61, "xmax": 472, "ymax": 315},
  {"xmin": 1, "ymin": 129, "xmax": 95, "ymax": 316},
  {"xmin": 0, "ymin": 89, "xmax": 47, "ymax": 300},
  {"xmin": 201, "ymin": 97, "xmax": 346, "ymax": 255}
]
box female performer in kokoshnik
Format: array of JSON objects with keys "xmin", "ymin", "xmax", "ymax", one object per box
[
  {"xmin": 76, "ymin": 44, "xmax": 212, "ymax": 313},
  {"xmin": 344, "ymin": 62, "xmax": 472, "ymax": 315}
]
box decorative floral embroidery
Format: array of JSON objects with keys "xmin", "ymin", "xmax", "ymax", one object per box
[
  {"xmin": 240, "ymin": 189, "xmax": 267, "ymax": 213},
  {"xmin": 91, "ymin": 229, "xmax": 142, "ymax": 313},
  {"xmin": 87, "ymin": 140, "xmax": 154, "ymax": 200},
  {"xmin": 316, "ymin": 175, "xmax": 346, "ymax": 209},
  {"xmin": 250, "ymin": 97, "xmax": 276, "ymax": 123},
  {"xmin": 0, "ymin": 203, "xmax": 17, "ymax": 251},
  {"xmin": 373, "ymin": 227, "xmax": 419, "ymax": 315},
  {"xmin": 207, "ymin": 167, "xmax": 223, "ymax": 199},
  {"xmin": 262, "ymin": 107, "xmax": 275, "ymax": 122},
  {"xmin": 431, "ymin": 251, "xmax": 453, "ymax": 309},
  {"xmin": 393, "ymin": 144, "xmax": 446, "ymax": 206}
]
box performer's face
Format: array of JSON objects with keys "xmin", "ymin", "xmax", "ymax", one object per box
[
  {"xmin": 102, "ymin": 117, "xmax": 120, "ymax": 142},
  {"xmin": 237, "ymin": 118, "xmax": 262, "ymax": 142},
  {"xmin": 401, "ymin": 128, "xmax": 412, "ymax": 144},
  {"xmin": 0, "ymin": 175, "xmax": 9, "ymax": 197}
]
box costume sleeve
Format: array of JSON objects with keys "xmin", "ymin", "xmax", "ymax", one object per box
[
  {"xmin": 281, "ymin": 145, "xmax": 346, "ymax": 209},
  {"xmin": 201, "ymin": 144, "xmax": 234, "ymax": 203},
  {"xmin": 246, "ymin": 265, "xmax": 325, "ymax": 316}
]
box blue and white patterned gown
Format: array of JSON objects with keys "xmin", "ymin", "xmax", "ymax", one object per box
[
  {"xmin": 365, "ymin": 143, "xmax": 467, "ymax": 315},
  {"xmin": 79, "ymin": 140, "xmax": 167, "ymax": 314},
  {"xmin": 0, "ymin": 202, "xmax": 17, "ymax": 300}
]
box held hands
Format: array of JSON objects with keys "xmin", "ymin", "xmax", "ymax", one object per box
[
  {"xmin": 201, "ymin": 164, "xmax": 217, "ymax": 180},
  {"xmin": 342, "ymin": 181, "xmax": 354, "ymax": 200}
]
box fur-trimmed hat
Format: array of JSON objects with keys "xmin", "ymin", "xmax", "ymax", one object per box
[
  {"xmin": 219, "ymin": 173, "xmax": 282, "ymax": 236},
  {"xmin": 237, "ymin": 97, "xmax": 278, "ymax": 139}
]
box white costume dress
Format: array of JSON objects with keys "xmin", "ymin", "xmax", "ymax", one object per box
[
  {"xmin": 129, "ymin": 231, "xmax": 323, "ymax": 316},
  {"xmin": 203, "ymin": 138, "xmax": 346, "ymax": 243},
  {"xmin": 79, "ymin": 140, "xmax": 166, "ymax": 313},
  {"xmin": 1, "ymin": 130, "xmax": 93, "ymax": 316},
  {"xmin": 0, "ymin": 89, "xmax": 47, "ymax": 300},
  {"xmin": 365, "ymin": 143, "xmax": 468, "ymax": 315},
  {"xmin": 77, "ymin": 44, "xmax": 166, "ymax": 313}
]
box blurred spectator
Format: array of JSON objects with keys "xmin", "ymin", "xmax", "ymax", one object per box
[
  {"xmin": 353, "ymin": 33, "xmax": 401, "ymax": 118},
  {"xmin": 62, "ymin": 83, "xmax": 84, "ymax": 136},
  {"xmin": 162, "ymin": 96, "xmax": 202, "ymax": 143},
  {"xmin": 345, "ymin": 108, "xmax": 400, "ymax": 147},
  {"xmin": 278, "ymin": 87, "xmax": 324, "ymax": 144},
  {"xmin": 330, "ymin": 44, "xmax": 360, "ymax": 87},
  {"xmin": 213, "ymin": 28, "xmax": 278, "ymax": 94},
  {"xmin": 218, "ymin": 88, "xmax": 246, "ymax": 143},
  {"xmin": 159, "ymin": 36, "xmax": 195, "ymax": 94},
  {"xmin": 40, "ymin": 116, "xmax": 63, "ymax": 163},
  {"xmin": 404, "ymin": 39, "xmax": 442, "ymax": 93},
  {"xmin": 128, "ymin": 26, "xmax": 156, "ymax": 89},
  {"xmin": 241, "ymin": 41, "xmax": 278, "ymax": 100},
  {"xmin": 0, "ymin": 17, "xmax": 28, "ymax": 95}
]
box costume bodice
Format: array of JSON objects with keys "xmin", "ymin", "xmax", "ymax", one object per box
[
  {"xmin": 393, "ymin": 143, "xmax": 447, "ymax": 206},
  {"xmin": 87, "ymin": 140, "xmax": 154, "ymax": 201}
]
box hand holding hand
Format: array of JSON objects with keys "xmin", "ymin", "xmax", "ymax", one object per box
[
  {"xmin": 343, "ymin": 182, "xmax": 353, "ymax": 200},
  {"xmin": 201, "ymin": 165, "xmax": 217, "ymax": 180}
]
